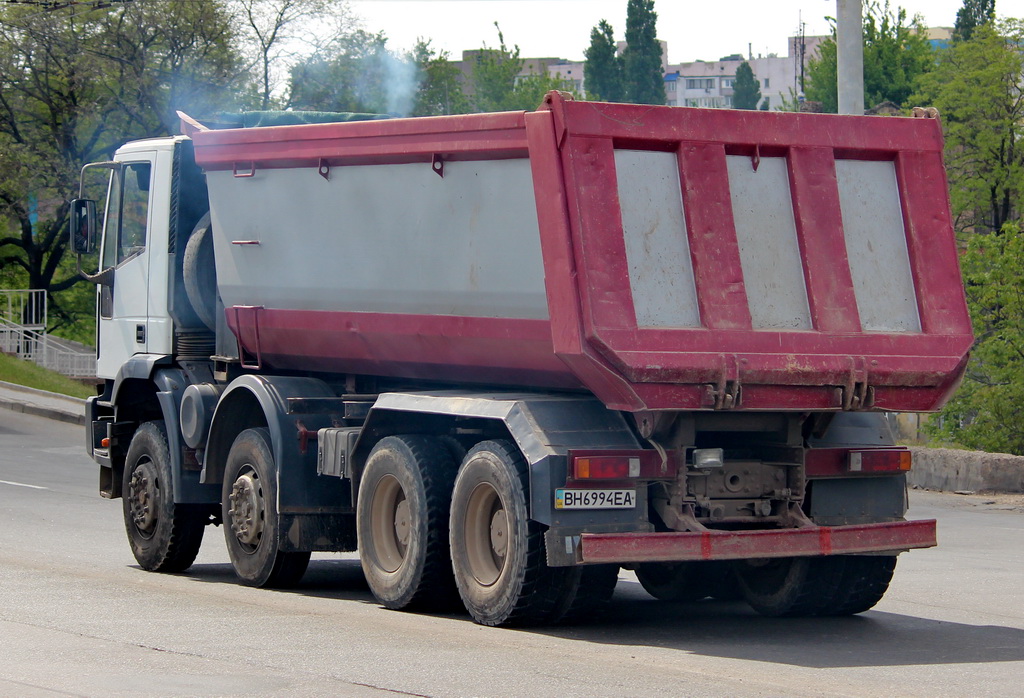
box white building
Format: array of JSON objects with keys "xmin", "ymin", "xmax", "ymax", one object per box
[
  {"xmin": 668, "ymin": 54, "xmax": 798, "ymax": 110},
  {"xmin": 547, "ymin": 61, "xmax": 585, "ymax": 94},
  {"xmin": 666, "ymin": 31, "xmax": 831, "ymax": 110},
  {"xmin": 543, "ymin": 36, "xmax": 822, "ymax": 108}
]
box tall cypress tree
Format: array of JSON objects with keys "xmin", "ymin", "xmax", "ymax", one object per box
[
  {"xmin": 621, "ymin": 0, "xmax": 665, "ymax": 105},
  {"xmin": 954, "ymin": 0, "xmax": 996, "ymax": 41},
  {"xmin": 732, "ymin": 62, "xmax": 761, "ymax": 109},
  {"xmin": 584, "ymin": 19, "xmax": 624, "ymax": 101}
]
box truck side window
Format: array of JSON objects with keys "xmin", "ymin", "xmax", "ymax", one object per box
[{"xmin": 101, "ymin": 162, "xmax": 152, "ymax": 268}]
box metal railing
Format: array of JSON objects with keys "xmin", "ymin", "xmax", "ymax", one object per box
[
  {"xmin": 0, "ymin": 315, "xmax": 95, "ymax": 378},
  {"xmin": 0, "ymin": 289, "xmax": 47, "ymax": 332}
]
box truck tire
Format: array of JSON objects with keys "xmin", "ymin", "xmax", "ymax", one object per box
[
  {"xmin": 636, "ymin": 561, "xmax": 740, "ymax": 602},
  {"xmin": 552, "ymin": 564, "xmax": 619, "ymax": 624},
  {"xmin": 222, "ymin": 428, "xmax": 310, "ymax": 588},
  {"xmin": 183, "ymin": 212, "xmax": 217, "ymax": 331},
  {"xmin": 636, "ymin": 562, "xmax": 710, "ymax": 602},
  {"xmin": 449, "ymin": 440, "xmax": 573, "ymax": 626},
  {"xmin": 734, "ymin": 556, "xmax": 846, "ymax": 617},
  {"xmin": 356, "ymin": 435, "xmax": 459, "ymax": 611},
  {"xmin": 823, "ymin": 555, "xmax": 897, "ymax": 616},
  {"xmin": 122, "ymin": 421, "xmax": 205, "ymax": 572}
]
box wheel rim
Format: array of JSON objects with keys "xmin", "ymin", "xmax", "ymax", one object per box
[
  {"xmin": 369, "ymin": 474, "xmax": 408, "ymax": 573},
  {"xmin": 228, "ymin": 465, "xmax": 265, "ymax": 553},
  {"xmin": 127, "ymin": 458, "xmax": 160, "ymax": 539},
  {"xmin": 463, "ymin": 482, "xmax": 508, "ymax": 586}
]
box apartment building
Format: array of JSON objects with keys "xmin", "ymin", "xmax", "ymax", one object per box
[
  {"xmin": 667, "ymin": 53, "xmax": 798, "ymax": 110},
  {"xmin": 469, "ymin": 24, "xmax": 954, "ymax": 111},
  {"xmin": 544, "ymin": 35, "xmax": 823, "ymax": 108}
]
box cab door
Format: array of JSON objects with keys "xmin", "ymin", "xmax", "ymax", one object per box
[{"xmin": 96, "ymin": 157, "xmax": 154, "ymax": 379}]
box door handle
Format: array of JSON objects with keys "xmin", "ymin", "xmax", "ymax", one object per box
[{"xmin": 136, "ymin": 324, "xmax": 146, "ymax": 344}]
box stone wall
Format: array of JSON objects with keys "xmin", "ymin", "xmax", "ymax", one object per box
[{"xmin": 908, "ymin": 447, "xmax": 1024, "ymax": 493}]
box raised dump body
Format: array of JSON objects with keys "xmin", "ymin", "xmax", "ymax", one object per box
[{"xmin": 191, "ymin": 93, "xmax": 971, "ymax": 413}]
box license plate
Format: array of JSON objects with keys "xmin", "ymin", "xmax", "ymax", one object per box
[{"xmin": 554, "ymin": 488, "xmax": 636, "ymax": 509}]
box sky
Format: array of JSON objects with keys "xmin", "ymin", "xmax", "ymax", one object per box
[{"xmin": 348, "ymin": 0, "xmax": 1022, "ymax": 64}]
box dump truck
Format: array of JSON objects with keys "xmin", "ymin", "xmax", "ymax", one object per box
[{"xmin": 71, "ymin": 92, "xmax": 971, "ymax": 626}]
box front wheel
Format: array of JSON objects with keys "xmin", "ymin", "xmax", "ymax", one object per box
[
  {"xmin": 222, "ymin": 428, "xmax": 310, "ymax": 588},
  {"xmin": 122, "ymin": 421, "xmax": 206, "ymax": 572},
  {"xmin": 449, "ymin": 440, "xmax": 571, "ymax": 627}
]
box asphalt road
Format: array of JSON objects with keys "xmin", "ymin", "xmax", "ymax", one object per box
[{"xmin": 1, "ymin": 410, "xmax": 1022, "ymax": 697}]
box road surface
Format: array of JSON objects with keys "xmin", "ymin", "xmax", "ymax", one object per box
[{"xmin": 1, "ymin": 410, "xmax": 1022, "ymax": 697}]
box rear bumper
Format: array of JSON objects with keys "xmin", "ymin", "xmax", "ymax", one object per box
[{"xmin": 579, "ymin": 519, "xmax": 936, "ymax": 564}]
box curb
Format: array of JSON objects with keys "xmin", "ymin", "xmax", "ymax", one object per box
[{"xmin": 0, "ymin": 380, "xmax": 86, "ymax": 426}]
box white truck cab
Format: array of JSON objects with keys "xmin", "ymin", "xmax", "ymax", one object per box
[{"xmin": 93, "ymin": 138, "xmax": 183, "ymax": 378}]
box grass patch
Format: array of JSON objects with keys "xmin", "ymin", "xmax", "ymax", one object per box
[{"xmin": 0, "ymin": 352, "xmax": 95, "ymax": 399}]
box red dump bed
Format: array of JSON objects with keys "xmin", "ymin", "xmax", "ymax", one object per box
[{"xmin": 192, "ymin": 93, "xmax": 972, "ymax": 412}]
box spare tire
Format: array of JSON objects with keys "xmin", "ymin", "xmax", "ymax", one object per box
[{"xmin": 183, "ymin": 212, "xmax": 218, "ymax": 331}]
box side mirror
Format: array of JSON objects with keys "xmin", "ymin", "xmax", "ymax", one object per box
[{"xmin": 70, "ymin": 198, "xmax": 97, "ymax": 254}]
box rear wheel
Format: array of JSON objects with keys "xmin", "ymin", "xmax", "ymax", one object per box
[
  {"xmin": 356, "ymin": 435, "xmax": 459, "ymax": 611},
  {"xmin": 636, "ymin": 561, "xmax": 740, "ymax": 602},
  {"xmin": 449, "ymin": 440, "xmax": 572, "ymax": 626},
  {"xmin": 122, "ymin": 421, "xmax": 205, "ymax": 572},
  {"xmin": 734, "ymin": 555, "xmax": 894, "ymax": 617},
  {"xmin": 222, "ymin": 428, "xmax": 309, "ymax": 588},
  {"xmin": 553, "ymin": 564, "xmax": 619, "ymax": 624},
  {"xmin": 636, "ymin": 562, "xmax": 709, "ymax": 602},
  {"xmin": 824, "ymin": 556, "xmax": 897, "ymax": 616},
  {"xmin": 734, "ymin": 557, "xmax": 843, "ymax": 617}
]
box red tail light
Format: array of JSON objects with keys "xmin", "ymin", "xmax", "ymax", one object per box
[
  {"xmin": 805, "ymin": 447, "xmax": 912, "ymax": 477},
  {"xmin": 574, "ymin": 456, "xmax": 638, "ymax": 479},
  {"xmin": 568, "ymin": 450, "xmax": 672, "ymax": 480},
  {"xmin": 849, "ymin": 449, "xmax": 912, "ymax": 473}
]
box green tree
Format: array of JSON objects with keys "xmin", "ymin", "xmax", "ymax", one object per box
[
  {"xmin": 927, "ymin": 224, "xmax": 1024, "ymax": 454},
  {"xmin": 411, "ymin": 40, "xmax": 469, "ymax": 116},
  {"xmin": 0, "ymin": 1, "xmax": 241, "ymax": 338},
  {"xmin": 910, "ymin": 20, "xmax": 1024, "ymax": 235},
  {"xmin": 918, "ymin": 20, "xmax": 1024, "ymax": 451},
  {"xmin": 732, "ymin": 62, "xmax": 762, "ymax": 110},
  {"xmin": 805, "ymin": 1, "xmax": 933, "ymax": 113},
  {"xmin": 470, "ymin": 24, "xmax": 575, "ymax": 112},
  {"xmin": 621, "ymin": 0, "xmax": 665, "ymax": 104},
  {"xmin": 470, "ymin": 25, "xmax": 525, "ymax": 112},
  {"xmin": 584, "ymin": 19, "xmax": 624, "ymax": 102},
  {"xmin": 954, "ymin": 0, "xmax": 996, "ymax": 41}
]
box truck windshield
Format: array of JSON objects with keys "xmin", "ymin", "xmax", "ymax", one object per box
[{"xmin": 101, "ymin": 162, "xmax": 151, "ymax": 268}]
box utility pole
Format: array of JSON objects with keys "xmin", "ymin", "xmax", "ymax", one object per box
[
  {"xmin": 836, "ymin": 0, "xmax": 864, "ymax": 114},
  {"xmin": 798, "ymin": 16, "xmax": 806, "ymax": 96}
]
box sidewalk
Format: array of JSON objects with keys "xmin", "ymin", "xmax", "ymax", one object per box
[{"xmin": 0, "ymin": 380, "xmax": 86, "ymax": 425}]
